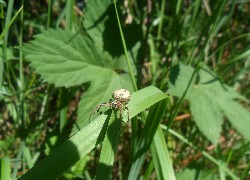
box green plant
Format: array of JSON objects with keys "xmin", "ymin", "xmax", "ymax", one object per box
[{"xmin": 1, "ymin": 0, "xmax": 250, "ymax": 179}]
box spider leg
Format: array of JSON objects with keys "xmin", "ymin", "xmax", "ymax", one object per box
[
  {"xmin": 110, "ymin": 101, "xmax": 121, "ymax": 118},
  {"xmin": 110, "ymin": 99, "xmax": 117, "ymax": 109},
  {"xmin": 89, "ymin": 102, "xmax": 111, "ymax": 122}
]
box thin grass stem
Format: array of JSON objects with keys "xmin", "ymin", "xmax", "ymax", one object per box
[{"xmin": 113, "ymin": 0, "xmax": 138, "ymax": 91}]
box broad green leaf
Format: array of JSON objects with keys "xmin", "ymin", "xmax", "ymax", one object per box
[
  {"xmin": 75, "ymin": 0, "xmax": 142, "ymax": 132},
  {"xmin": 168, "ymin": 64, "xmax": 195, "ymax": 99},
  {"xmin": 95, "ymin": 110, "xmax": 120, "ymax": 180},
  {"xmin": 83, "ymin": 0, "xmax": 142, "ymax": 59},
  {"xmin": 76, "ymin": 73, "xmax": 133, "ymax": 130},
  {"xmin": 123, "ymin": 86, "xmax": 168, "ymax": 121},
  {"xmin": 23, "ymin": 29, "xmax": 118, "ymax": 88},
  {"xmin": 19, "ymin": 114, "xmax": 108, "ymax": 180},
  {"xmin": 83, "ymin": 0, "xmax": 112, "ymax": 52},
  {"xmin": 190, "ymin": 86, "xmax": 223, "ymax": 145},
  {"xmin": 19, "ymin": 86, "xmax": 168, "ymax": 180},
  {"xmin": 24, "ymin": 0, "xmax": 142, "ymax": 133},
  {"xmin": 176, "ymin": 168, "xmax": 219, "ymax": 180},
  {"xmin": 169, "ymin": 63, "xmax": 250, "ymax": 144},
  {"xmin": 222, "ymin": 101, "xmax": 250, "ymax": 140},
  {"xmin": 23, "ymin": 29, "xmax": 134, "ymax": 132}
]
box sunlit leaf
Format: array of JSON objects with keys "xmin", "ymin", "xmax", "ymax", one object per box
[
  {"xmin": 23, "ymin": 29, "xmax": 135, "ymax": 131},
  {"xmin": 23, "ymin": 29, "xmax": 118, "ymax": 87},
  {"xmin": 169, "ymin": 63, "xmax": 250, "ymax": 144},
  {"xmin": 19, "ymin": 86, "xmax": 168, "ymax": 180},
  {"xmin": 24, "ymin": 0, "xmax": 143, "ymax": 133}
]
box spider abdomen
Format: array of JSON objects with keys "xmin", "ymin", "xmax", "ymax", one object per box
[{"xmin": 112, "ymin": 89, "xmax": 131, "ymax": 103}]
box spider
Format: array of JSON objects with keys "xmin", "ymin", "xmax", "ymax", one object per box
[{"xmin": 89, "ymin": 89, "xmax": 131, "ymax": 121}]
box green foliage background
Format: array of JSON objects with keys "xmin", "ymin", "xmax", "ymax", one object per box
[{"xmin": 0, "ymin": 0, "xmax": 250, "ymax": 179}]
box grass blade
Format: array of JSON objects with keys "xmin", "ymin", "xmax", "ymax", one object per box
[
  {"xmin": 19, "ymin": 86, "xmax": 168, "ymax": 179},
  {"xmin": 128, "ymin": 98, "xmax": 169, "ymax": 179},
  {"xmin": 95, "ymin": 110, "xmax": 121, "ymax": 180},
  {"xmin": 0, "ymin": 6, "xmax": 23, "ymax": 41},
  {"xmin": 1, "ymin": 157, "xmax": 11, "ymax": 180},
  {"xmin": 151, "ymin": 127, "xmax": 175, "ymax": 180},
  {"xmin": 19, "ymin": 114, "xmax": 109, "ymax": 180}
]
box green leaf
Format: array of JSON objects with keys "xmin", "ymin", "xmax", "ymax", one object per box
[
  {"xmin": 190, "ymin": 86, "xmax": 223, "ymax": 145},
  {"xmin": 151, "ymin": 126, "xmax": 176, "ymax": 180},
  {"xmin": 169, "ymin": 63, "xmax": 250, "ymax": 144},
  {"xmin": 0, "ymin": 6, "xmax": 23, "ymax": 41},
  {"xmin": 23, "ymin": 146, "xmax": 34, "ymax": 169},
  {"xmin": 95, "ymin": 110, "xmax": 121, "ymax": 180},
  {"xmin": 67, "ymin": 156, "xmax": 90, "ymax": 178},
  {"xmin": 176, "ymin": 168, "xmax": 219, "ymax": 180},
  {"xmin": 23, "ymin": 28, "xmax": 134, "ymax": 131},
  {"xmin": 23, "ymin": 29, "xmax": 118, "ymax": 88},
  {"xmin": 24, "ymin": 0, "xmax": 142, "ymax": 133},
  {"xmin": 168, "ymin": 64, "xmax": 195, "ymax": 99},
  {"xmin": 123, "ymin": 86, "xmax": 168, "ymax": 121},
  {"xmin": 222, "ymin": 101, "xmax": 250, "ymax": 140},
  {"xmin": 19, "ymin": 114, "xmax": 109, "ymax": 180},
  {"xmin": 1, "ymin": 157, "xmax": 11, "ymax": 180},
  {"xmin": 74, "ymin": 0, "xmax": 142, "ymax": 131},
  {"xmin": 83, "ymin": 0, "xmax": 112, "ymax": 52},
  {"xmin": 19, "ymin": 86, "xmax": 168, "ymax": 180},
  {"xmin": 75, "ymin": 73, "xmax": 133, "ymax": 130},
  {"xmin": 83, "ymin": 0, "xmax": 142, "ymax": 59},
  {"xmin": 128, "ymin": 97, "xmax": 172, "ymax": 179}
]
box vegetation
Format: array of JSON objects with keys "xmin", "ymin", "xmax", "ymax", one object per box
[{"xmin": 0, "ymin": 0, "xmax": 250, "ymax": 179}]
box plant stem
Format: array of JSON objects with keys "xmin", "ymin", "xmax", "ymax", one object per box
[
  {"xmin": 47, "ymin": 0, "xmax": 52, "ymax": 28},
  {"xmin": 113, "ymin": 0, "xmax": 138, "ymax": 91},
  {"xmin": 66, "ymin": 0, "xmax": 74, "ymax": 31},
  {"xmin": 157, "ymin": 0, "xmax": 166, "ymax": 42},
  {"xmin": 19, "ymin": 0, "xmax": 26, "ymax": 129}
]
